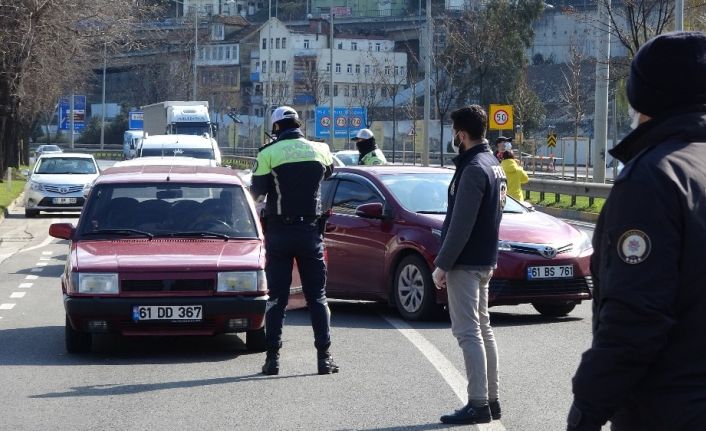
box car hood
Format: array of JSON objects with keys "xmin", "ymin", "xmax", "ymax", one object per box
[
  {"xmin": 74, "ymin": 239, "xmax": 263, "ymax": 272},
  {"xmin": 419, "ymin": 210, "xmax": 578, "ymax": 244},
  {"xmin": 31, "ymin": 173, "xmax": 98, "ymax": 185}
]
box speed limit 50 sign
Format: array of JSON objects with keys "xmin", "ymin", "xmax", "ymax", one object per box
[{"xmin": 489, "ymin": 104, "xmax": 514, "ymax": 130}]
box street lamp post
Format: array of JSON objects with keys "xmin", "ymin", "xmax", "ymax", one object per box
[
  {"xmin": 193, "ymin": 7, "xmax": 198, "ymax": 100},
  {"xmin": 100, "ymin": 42, "xmax": 107, "ymax": 150}
]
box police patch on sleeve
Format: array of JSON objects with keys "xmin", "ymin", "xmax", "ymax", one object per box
[{"xmin": 617, "ymin": 229, "xmax": 651, "ymax": 264}]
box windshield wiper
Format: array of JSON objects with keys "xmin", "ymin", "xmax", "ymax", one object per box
[
  {"xmin": 503, "ymin": 210, "xmax": 524, "ymax": 214},
  {"xmin": 416, "ymin": 210, "xmax": 446, "ymax": 214},
  {"xmin": 154, "ymin": 231, "xmax": 231, "ymax": 240},
  {"xmin": 82, "ymin": 229, "xmax": 154, "ymax": 239}
]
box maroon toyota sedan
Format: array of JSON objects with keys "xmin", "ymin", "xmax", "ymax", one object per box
[
  {"xmin": 49, "ymin": 165, "xmax": 270, "ymax": 353},
  {"xmin": 321, "ymin": 166, "xmax": 593, "ymax": 320}
]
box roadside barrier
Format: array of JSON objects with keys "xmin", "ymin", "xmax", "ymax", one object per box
[{"xmin": 524, "ymin": 177, "xmax": 612, "ymax": 207}]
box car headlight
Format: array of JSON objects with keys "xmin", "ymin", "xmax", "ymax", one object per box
[
  {"xmin": 217, "ymin": 270, "xmax": 266, "ymax": 293},
  {"xmin": 498, "ymin": 240, "xmax": 512, "ymax": 251},
  {"xmin": 575, "ymin": 231, "xmax": 593, "ymax": 254},
  {"xmin": 78, "ymin": 273, "xmax": 119, "ymax": 294},
  {"xmin": 29, "ymin": 181, "xmax": 44, "ymax": 191}
]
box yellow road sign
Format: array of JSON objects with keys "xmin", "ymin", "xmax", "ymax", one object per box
[
  {"xmin": 547, "ymin": 133, "xmax": 557, "ymax": 148},
  {"xmin": 489, "ymin": 104, "xmax": 514, "ymax": 130}
]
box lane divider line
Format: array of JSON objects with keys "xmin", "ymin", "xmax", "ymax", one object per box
[
  {"xmin": 383, "ymin": 315, "xmax": 506, "ymax": 431},
  {"xmin": 42, "ymin": 251, "xmax": 53, "ymax": 255},
  {"xmin": 10, "ymin": 292, "xmax": 26, "ymax": 299},
  {"xmin": 0, "ymin": 304, "xmax": 16, "ymax": 310},
  {"xmin": 20, "ymin": 235, "xmax": 54, "ymax": 253},
  {"xmin": 25, "ymin": 275, "xmax": 38, "ymax": 280},
  {"xmin": 35, "ymin": 262, "xmax": 48, "ymax": 267},
  {"xmin": 18, "ymin": 283, "xmax": 32, "ymax": 288},
  {"xmin": 40, "ymin": 257, "xmax": 51, "ymax": 261}
]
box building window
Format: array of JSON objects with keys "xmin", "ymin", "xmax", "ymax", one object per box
[
  {"xmin": 375, "ymin": 42, "xmax": 381, "ymax": 51},
  {"xmin": 198, "ymin": 47, "xmax": 204, "ymax": 61},
  {"xmin": 276, "ymin": 38, "xmax": 280, "ymax": 49},
  {"xmin": 262, "ymin": 38, "xmax": 267, "ymax": 49},
  {"xmin": 347, "ymin": 64, "xmax": 352, "ymax": 73},
  {"xmin": 351, "ymin": 41, "xmax": 357, "ymax": 50},
  {"xmin": 368, "ymin": 42, "xmax": 372, "ymax": 51},
  {"xmin": 262, "ymin": 61, "xmax": 267, "ymax": 73},
  {"xmin": 335, "ymin": 63, "xmax": 341, "ymax": 73},
  {"xmin": 282, "ymin": 60, "xmax": 286, "ymax": 73},
  {"xmin": 385, "ymin": 66, "xmax": 391, "ymax": 75},
  {"xmin": 282, "ymin": 37, "xmax": 287, "ymax": 49},
  {"xmin": 334, "ymin": 84, "xmax": 338, "ymax": 97},
  {"xmin": 337, "ymin": 42, "xmax": 343, "ymax": 49},
  {"xmin": 326, "ymin": 63, "xmax": 331, "ymax": 72},
  {"xmin": 324, "ymin": 86, "xmax": 330, "ymax": 96},
  {"xmin": 304, "ymin": 39, "xmax": 310, "ymax": 48},
  {"xmin": 225, "ymin": 47, "xmax": 231, "ymax": 60},
  {"xmin": 275, "ymin": 60, "xmax": 280, "ymax": 73},
  {"xmin": 284, "ymin": 86, "xmax": 288, "ymax": 97},
  {"xmin": 255, "ymin": 61, "xmax": 260, "ymax": 71},
  {"xmin": 352, "ymin": 85, "xmax": 357, "ymax": 97},
  {"xmin": 381, "ymin": 87, "xmax": 387, "ymax": 97},
  {"xmin": 394, "ymin": 66, "xmax": 399, "ymax": 75},
  {"xmin": 355, "ymin": 64, "xmax": 360, "ymax": 74},
  {"xmin": 369, "ymin": 87, "xmax": 375, "ymax": 97},
  {"xmin": 364, "ymin": 64, "xmax": 370, "ymax": 74},
  {"xmin": 343, "ymin": 85, "xmax": 349, "ymax": 97},
  {"xmin": 218, "ymin": 47, "xmax": 224, "ymax": 60}
]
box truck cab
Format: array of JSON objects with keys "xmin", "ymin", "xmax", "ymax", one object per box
[{"xmin": 167, "ymin": 105, "xmax": 214, "ymax": 136}]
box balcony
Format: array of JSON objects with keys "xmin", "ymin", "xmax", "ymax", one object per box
[
  {"xmin": 250, "ymin": 72, "xmax": 260, "ymax": 82},
  {"xmin": 293, "ymin": 95, "xmax": 315, "ymax": 105}
]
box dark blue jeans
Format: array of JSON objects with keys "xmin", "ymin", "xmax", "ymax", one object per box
[{"xmin": 264, "ymin": 219, "xmax": 331, "ymax": 352}]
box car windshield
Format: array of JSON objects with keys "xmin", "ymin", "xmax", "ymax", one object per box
[
  {"xmin": 336, "ymin": 153, "xmax": 359, "ymax": 166},
  {"xmin": 173, "ymin": 122, "xmax": 210, "ymax": 135},
  {"xmin": 34, "ymin": 157, "xmax": 96, "ymax": 174},
  {"xmin": 141, "ymin": 147, "xmax": 214, "ymax": 160},
  {"xmin": 78, "ymin": 183, "xmax": 257, "ymax": 239},
  {"xmin": 40, "ymin": 145, "xmax": 61, "ymax": 152},
  {"xmin": 380, "ymin": 172, "xmax": 528, "ymax": 214}
]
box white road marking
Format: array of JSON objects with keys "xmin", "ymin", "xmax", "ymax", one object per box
[
  {"xmin": 35, "ymin": 262, "xmax": 48, "ymax": 267},
  {"xmin": 42, "ymin": 251, "xmax": 53, "ymax": 255},
  {"xmin": 0, "ymin": 304, "xmax": 16, "ymax": 310},
  {"xmin": 25, "ymin": 275, "xmax": 38, "ymax": 280},
  {"xmin": 18, "ymin": 283, "xmax": 32, "ymax": 288},
  {"xmin": 20, "ymin": 235, "xmax": 54, "ymax": 253},
  {"xmin": 40, "ymin": 257, "xmax": 51, "ymax": 261},
  {"xmin": 30, "ymin": 268, "xmax": 43, "ymax": 273},
  {"xmin": 10, "ymin": 292, "xmax": 25, "ymax": 299},
  {"xmin": 383, "ymin": 315, "xmax": 506, "ymax": 431}
]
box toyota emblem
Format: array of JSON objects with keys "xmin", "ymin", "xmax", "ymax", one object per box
[
  {"xmin": 540, "ymin": 246, "xmax": 557, "ymax": 259},
  {"xmin": 59, "ymin": 186, "xmax": 69, "ymax": 194}
]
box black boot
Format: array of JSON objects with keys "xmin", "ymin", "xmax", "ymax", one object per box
[
  {"xmin": 317, "ymin": 351, "xmax": 339, "ymax": 375},
  {"xmin": 489, "ymin": 399, "xmax": 502, "ymax": 420},
  {"xmin": 440, "ymin": 403, "xmax": 492, "ymax": 425},
  {"xmin": 261, "ymin": 350, "xmax": 279, "ymax": 375}
]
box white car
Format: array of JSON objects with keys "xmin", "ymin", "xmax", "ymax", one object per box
[
  {"xmin": 333, "ymin": 150, "xmax": 359, "ymax": 166},
  {"xmin": 23, "ymin": 153, "xmax": 100, "ymax": 217},
  {"xmin": 136, "ymin": 134, "xmax": 221, "ymax": 167},
  {"xmin": 113, "ymin": 156, "xmax": 213, "ymax": 168}
]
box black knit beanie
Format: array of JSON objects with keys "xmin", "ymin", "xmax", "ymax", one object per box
[{"xmin": 627, "ymin": 31, "xmax": 706, "ymax": 117}]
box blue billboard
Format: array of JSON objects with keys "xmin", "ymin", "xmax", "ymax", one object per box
[
  {"xmin": 128, "ymin": 110, "xmax": 144, "ymax": 130},
  {"xmin": 314, "ymin": 106, "xmax": 367, "ymax": 139},
  {"xmin": 58, "ymin": 95, "xmax": 86, "ymax": 132}
]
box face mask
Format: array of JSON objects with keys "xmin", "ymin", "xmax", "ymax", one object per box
[
  {"xmin": 452, "ymin": 131, "xmax": 462, "ymax": 153},
  {"xmin": 628, "ymin": 105, "xmax": 641, "ymax": 129}
]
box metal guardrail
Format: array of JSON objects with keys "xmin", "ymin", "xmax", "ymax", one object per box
[{"xmin": 524, "ymin": 177, "xmax": 613, "ymax": 206}]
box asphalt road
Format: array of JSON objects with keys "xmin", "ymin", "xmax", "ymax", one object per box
[{"xmin": 0, "ymin": 202, "xmax": 600, "ymax": 431}]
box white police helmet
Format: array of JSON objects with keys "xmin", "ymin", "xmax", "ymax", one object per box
[
  {"xmin": 270, "ymin": 106, "xmax": 299, "ymax": 129},
  {"xmin": 353, "ymin": 128, "xmax": 374, "ymax": 141}
]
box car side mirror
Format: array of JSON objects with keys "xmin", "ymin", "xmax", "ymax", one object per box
[
  {"xmin": 49, "ymin": 223, "xmax": 75, "ymax": 240},
  {"xmin": 355, "ymin": 202, "xmax": 385, "ymax": 219},
  {"xmin": 21, "ymin": 169, "xmax": 30, "ymax": 177}
]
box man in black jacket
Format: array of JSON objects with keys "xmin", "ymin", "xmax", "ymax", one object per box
[
  {"xmin": 433, "ymin": 105, "xmax": 506, "ymax": 425},
  {"xmin": 568, "ymin": 31, "xmax": 706, "ymax": 431}
]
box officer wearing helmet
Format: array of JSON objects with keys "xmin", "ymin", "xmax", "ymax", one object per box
[
  {"xmin": 352, "ymin": 128, "xmax": 387, "ymax": 165},
  {"xmin": 250, "ymin": 106, "xmax": 339, "ymax": 376}
]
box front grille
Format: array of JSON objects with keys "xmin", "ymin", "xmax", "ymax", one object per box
[
  {"xmin": 44, "ymin": 184, "xmax": 84, "ymax": 194},
  {"xmin": 490, "ymin": 276, "xmax": 592, "ymax": 298},
  {"xmin": 122, "ymin": 279, "xmax": 214, "ymax": 293},
  {"xmin": 509, "ymin": 243, "xmax": 573, "ymax": 257}
]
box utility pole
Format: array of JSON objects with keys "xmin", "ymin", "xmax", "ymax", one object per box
[
  {"xmin": 329, "ymin": 4, "xmax": 335, "ymax": 148},
  {"xmin": 69, "ymin": 93, "xmax": 75, "ymax": 150},
  {"xmin": 592, "ymin": 0, "xmax": 611, "ymax": 183},
  {"xmin": 675, "ymin": 0, "xmax": 684, "ymax": 30},
  {"xmin": 100, "ymin": 42, "xmax": 107, "ymax": 150},
  {"xmin": 193, "ymin": 7, "xmax": 198, "ymax": 100},
  {"xmin": 421, "ymin": 0, "xmax": 432, "ymax": 166}
]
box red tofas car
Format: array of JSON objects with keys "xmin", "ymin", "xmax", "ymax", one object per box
[
  {"xmin": 49, "ymin": 165, "xmax": 269, "ymax": 353},
  {"xmin": 321, "ymin": 166, "xmax": 593, "ymax": 320}
]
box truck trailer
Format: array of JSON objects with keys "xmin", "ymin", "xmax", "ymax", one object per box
[{"xmin": 141, "ymin": 101, "xmax": 214, "ymax": 137}]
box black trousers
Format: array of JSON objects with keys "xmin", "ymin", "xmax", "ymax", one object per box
[{"xmin": 263, "ymin": 219, "xmax": 331, "ymax": 352}]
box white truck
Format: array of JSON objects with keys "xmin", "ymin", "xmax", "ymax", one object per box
[{"xmin": 141, "ymin": 101, "xmax": 215, "ymax": 137}]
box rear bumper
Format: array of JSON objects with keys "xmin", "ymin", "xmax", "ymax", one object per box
[{"xmin": 64, "ymin": 295, "xmax": 267, "ymax": 335}]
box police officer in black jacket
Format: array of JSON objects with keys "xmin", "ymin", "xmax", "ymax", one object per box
[
  {"xmin": 567, "ymin": 31, "xmax": 706, "ymax": 431},
  {"xmin": 251, "ymin": 106, "xmax": 339, "ymax": 376}
]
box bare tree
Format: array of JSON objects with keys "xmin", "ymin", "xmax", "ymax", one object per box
[
  {"xmin": 511, "ymin": 68, "xmax": 546, "ymax": 154},
  {"xmin": 601, "ymin": 0, "xmax": 674, "ymax": 59},
  {"xmin": 371, "ymin": 53, "xmax": 407, "ymax": 162},
  {"xmin": 560, "ymin": 41, "xmax": 588, "ymax": 181}
]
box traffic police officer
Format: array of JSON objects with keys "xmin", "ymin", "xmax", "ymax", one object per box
[
  {"xmin": 352, "ymin": 128, "xmax": 387, "ymax": 165},
  {"xmin": 251, "ymin": 106, "xmax": 339, "ymax": 376},
  {"xmin": 567, "ymin": 31, "xmax": 706, "ymax": 430}
]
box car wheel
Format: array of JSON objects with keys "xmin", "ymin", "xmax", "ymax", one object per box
[
  {"xmin": 532, "ymin": 302, "xmax": 577, "ymax": 317},
  {"xmin": 65, "ymin": 315, "xmax": 92, "ymax": 354},
  {"xmin": 394, "ymin": 255, "xmax": 440, "ymax": 321},
  {"xmin": 24, "ymin": 208, "xmax": 38, "ymax": 218},
  {"xmin": 246, "ymin": 327, "xmax": 266, "ymax": 352}
]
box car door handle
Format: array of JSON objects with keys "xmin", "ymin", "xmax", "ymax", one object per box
[{"xmin": 325, "ymin": 224, "xmax": 335, "ymax": 233}]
